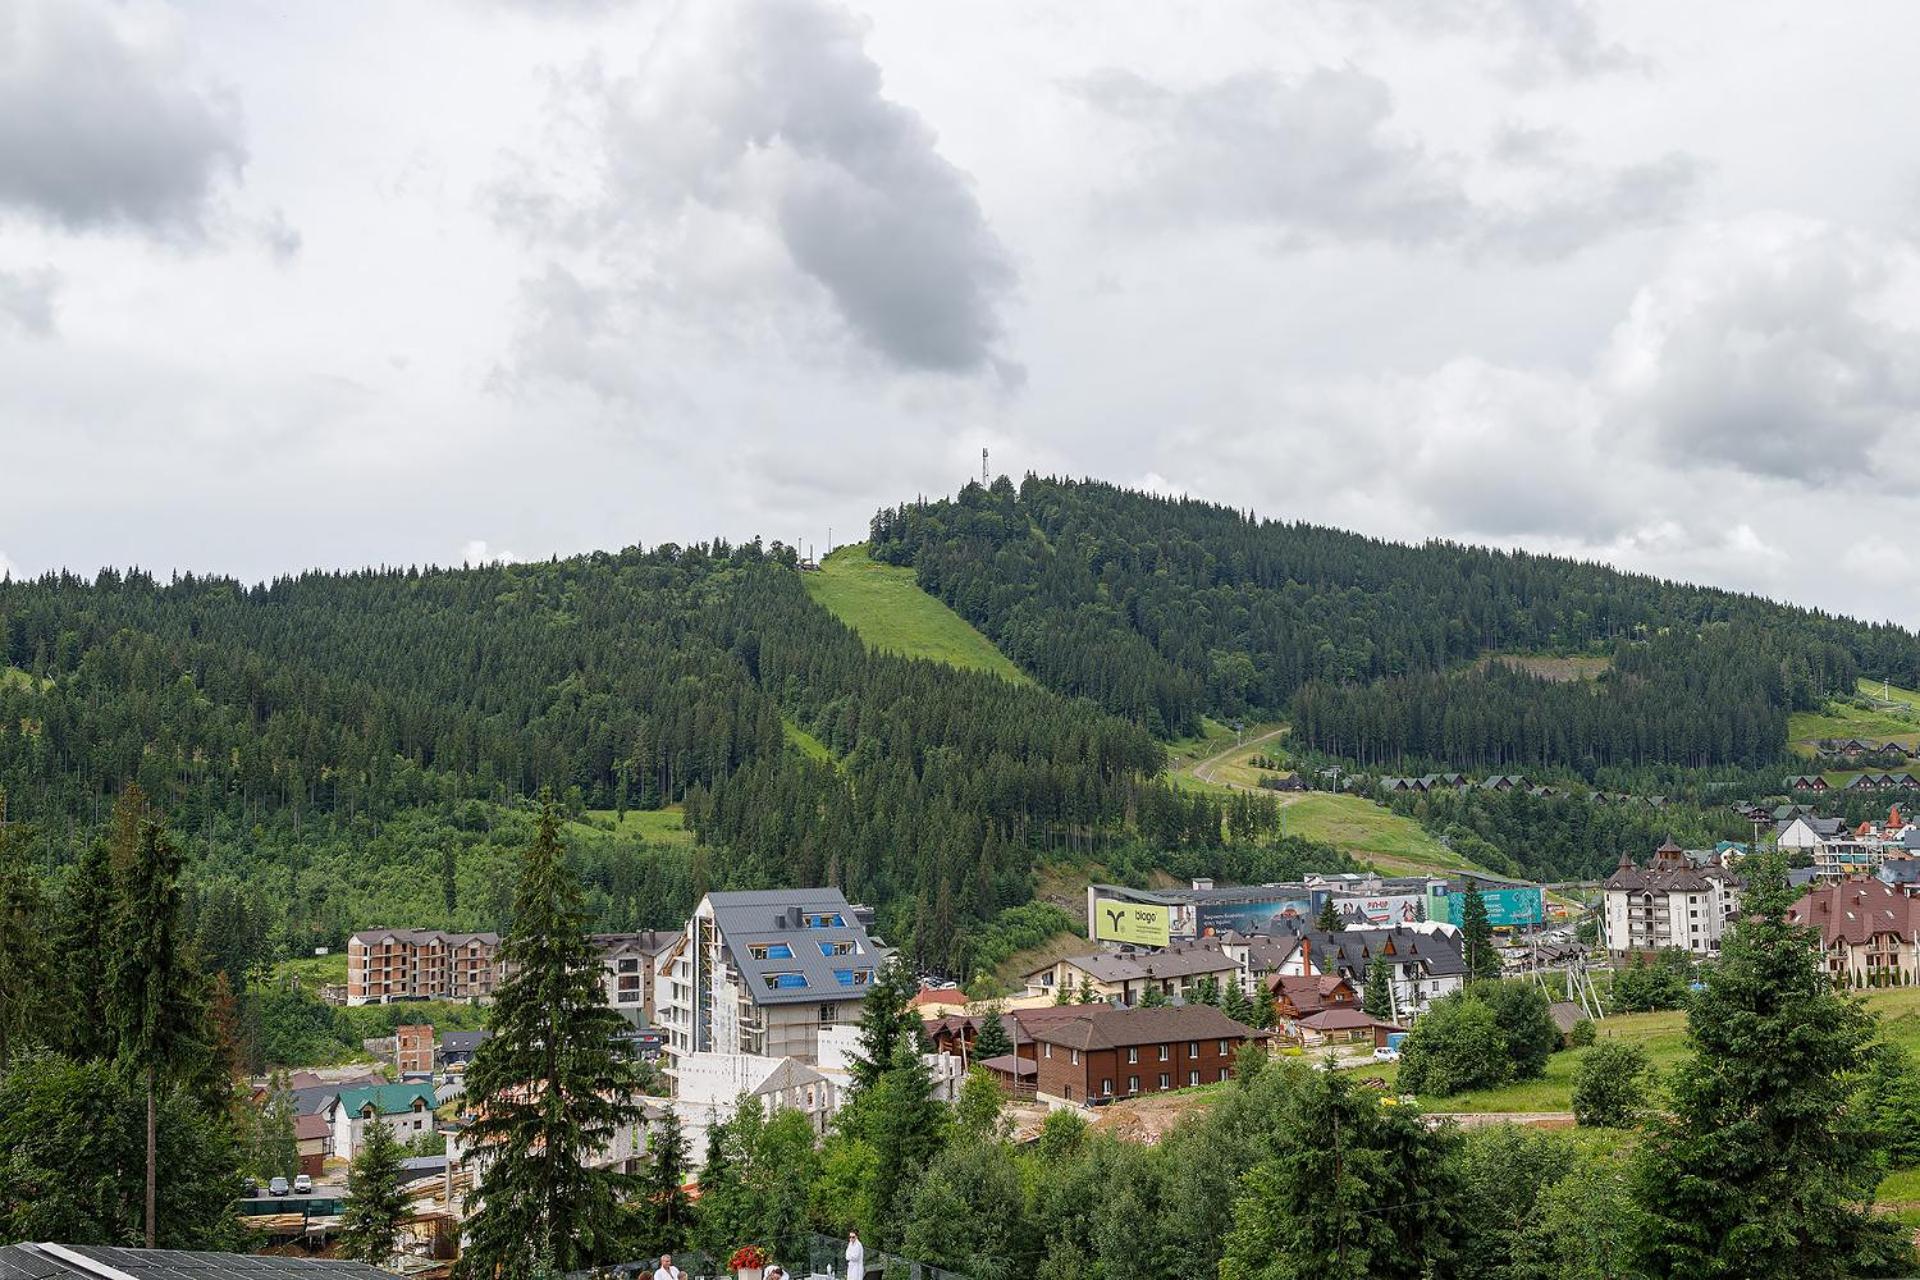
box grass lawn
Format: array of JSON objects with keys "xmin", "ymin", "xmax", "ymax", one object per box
[
  {"xmin": 1862, "ymin": 677, "xmax": 1920, "ymax": 710},
  {"xmin": 1275, "ymin": 792, "xmax": 1483, "ymax": 876},
  {"xmin": 782, "ymin": 717, "xmax": 834, "ymax": 765},
  {"xmin": 1787, "ymin": 699, "xmax": 1920, "ymax": 748},
  {"xmin": 1481, "ymin": 653, "xmax": 1612, "ymax": 683},
  {"xmin": 803, "ymin": 545, "xmax": 1029, "ymax": 684},
  {"xmin": 272, "ymin": 950, "xmax": 349, "ymax": 988},
  {"xmin": 571, "ymin": 805, "xmax": 694, "ymax": 844}
]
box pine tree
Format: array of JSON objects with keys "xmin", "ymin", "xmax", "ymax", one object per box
[
  {"xmin": 867, "ymin": 1036, "xmax": 949, "ymax": 1247},
  {"xmin": 1140, "ymin": 985, "xmax": 1169, "ymax": 1008},
  {"xmin": 1252, "ymin": 983, "xmax": 1277, "ymax": 1029},
  {"xmin": 1316, "ymin": 897, "xmax": 1343, "ymax": 933},
  {"xmin": 1363, "ymin": 952, "xmax": 1394, "ymax": 1021},
  {"xmin": 1222, "ymin": 981, "xmax": 1254, "ymax": 1026},
  {"xmin": 459, "ymin": 793, "xmax": 645, "ymax": 1277},
  {"xmin": 1637, "ymin": 854, "xmax": 1912, "ymax": 1278},
  {"xmin": 253, "ymin": 1074, "xmax": 299, "ymax": 1182},
  {"xmin": 641, "ymin": 1112, "xmax": 693, "ymax": 1252},
  {"xmin": 1461, "ymin": 881, "xmax": 1499, "ymax": 982},
  {"xmin": 111, "ymin": 808, "xmax": 206, "ymax": 1249},
  {"xmin": 1077, "ymin": 976, "xmax": 1097, "ymax": 1005},
  {"xmin": 340, "ymin": 1117, "xmax": 409, "ymax": 1268}
]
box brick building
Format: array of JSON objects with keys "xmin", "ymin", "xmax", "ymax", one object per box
[
  {"xmin": 346, "ymin": 929, "xmax": 503, "ymax": 1005},
  {"xmin": 1024, "ymin": 1005, "xmax": 1257, "ymax": 1106},
  {"xmin": 394, "ymin": 1023, "xmax": 434, "ymax": 1074}
]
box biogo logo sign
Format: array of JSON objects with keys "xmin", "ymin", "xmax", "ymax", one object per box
[{"xmin": 1094, "ymin": 898, "xmax": 1171, "ymax": 947}]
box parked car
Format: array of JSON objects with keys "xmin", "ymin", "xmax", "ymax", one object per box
[
  {"xmin": 1373, "ymin": 1046, "xmax": 1401, "ymax": 1063},
  {"xmin": 268, "ymin": 1177, "xmax": 290, "ymax": 1196},
  {"xmin": 293, "ymin": 1174, "xmax": 312, "ymax": 1194}
]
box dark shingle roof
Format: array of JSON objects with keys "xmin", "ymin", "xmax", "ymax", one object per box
[
  {"xmin": 1052, "ymin": 940, "xmax": 1243, "ymax": 984},
  {"xmin": 1027, "ymin": 1005, "xmax": 1255, "ymax": 1051},
  {"xmin": 0, "ymin": 1244, "xmax": 393, "ymax": 1278}
]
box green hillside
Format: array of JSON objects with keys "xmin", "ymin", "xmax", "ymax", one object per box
[
  {"xmin": 1788, "ymin": 679, "xmax": 1920, "ymax": 749},
  {"xmin": 803, "ymin": 544, "xmax": 1030, "ymax": 683}
]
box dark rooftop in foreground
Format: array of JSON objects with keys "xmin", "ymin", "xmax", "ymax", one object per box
[{"xmin": 0, "ymin": 1243, "xmax": 393, "ymax": 1279}]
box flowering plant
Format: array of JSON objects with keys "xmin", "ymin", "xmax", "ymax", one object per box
[{"xmin": 728, "ymin": 1245, "xmax": 769, "ymax": 1270}]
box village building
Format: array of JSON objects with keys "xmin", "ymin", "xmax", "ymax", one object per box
[
  {"xmin": 394, "ymin": 1023, "xmax": 434, "ymax": 1075},
  {"xmin": 1267, "ymin": 972, "xmax": 1360, "ymax": 1022},
  {"xmin": 590, "ymin": 929, "xmax": 679, "ymax": 1026},
  {"xmin": 1267, "ymin": 927, "xmax": 1467, "ymax": 1019},
  {"xmin": 1021, "ymin": 938, "xmax": 1246, "ymax": 1006},
  {"xmin": 1787, "ymin": 876, "xmax": 1920, "ymax": 988},
  {"xmin": 1023, "ymin": 1005, "xmax": 1257, "ymax": 1106},
  {"xmin": 438, "ymin": 1029, "xmax": 490, "ymax": 1072},
  {"xmin": 323, "ymin": 1081, "xmax": 437, "ymax": 1159},
  {"xmin": 1602, "ymin": 839, "xmax": 1744, "ymax": 956}
]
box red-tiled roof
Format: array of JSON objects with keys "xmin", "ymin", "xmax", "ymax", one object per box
[
  {"xmin": 295, "ymin": 1113, "xmax": 332, "ymax": 1141},
  {"xmin": 1787, "ymin": 877, "xmax": 1920, "ymax": 947}
]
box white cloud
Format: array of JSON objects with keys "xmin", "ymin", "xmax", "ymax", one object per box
[
  {"xmin": 0, "ymin": 267, "xmax": 59, "ymax": 336},
  {"xmin": 0, "ymin": 0, "xmax": 245, "ymax": 237},
  {"xmin": 459, "ymin": 540, "xmax": 522, "ymax": 566}
]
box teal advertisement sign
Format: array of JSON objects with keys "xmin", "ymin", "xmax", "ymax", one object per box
[{"xmin": 1437, "ymin": 885, "xmax": 1543, "ymax": 928}]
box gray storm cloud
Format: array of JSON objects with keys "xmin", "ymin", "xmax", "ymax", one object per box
[
  {"xmin": 524, "ymin": 0, "xmax": 1016, "ymax": 378},
  {"xmin": 0, "ymin": 0, "xmax": 245, "ymax": 236}
]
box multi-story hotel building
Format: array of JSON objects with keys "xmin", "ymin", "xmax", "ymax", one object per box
[
  {"xmin": 346, "ymin": 928, "xmax": 503, "ymax": 1005},
  {"xmin": 656, "ymin": 889, "xmax": 880, "ymax": 1064}
]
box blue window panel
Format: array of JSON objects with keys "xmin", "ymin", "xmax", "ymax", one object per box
[
  {"xmin": 768, "ymin": 972, "xmax": 809, "ymax": 989},
  {"xmin": 834, "ymin": 969, "xmax": 872, "ymax": 987},
  {"xmin": 765, "ymin": 943, "xmax": 793, "ymax": 959}
]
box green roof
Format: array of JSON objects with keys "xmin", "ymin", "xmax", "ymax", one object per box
[{"xmin": 336, "ymin": 1082, "xmax": 436, "ymax": 1117}]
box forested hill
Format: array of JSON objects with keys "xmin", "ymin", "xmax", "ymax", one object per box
[
  {"xmin": 869, "ymin": 476, "xmax": 1920, "ymax": 769},
  {"xmin": 0, "ymin": 541, "xmax": 1342, "ymax": 976}
]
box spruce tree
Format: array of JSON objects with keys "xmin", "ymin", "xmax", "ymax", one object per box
[
  {"xmin": 340, "ymin": 1117, "xmax": 409, "ymax": 1268},
  {"xmin": 0, "ymin": 815, "xmax": 56, "ymax": 1068},
  {"xmin": 459, "ymin": 793, "xmax": 644, "ymax": 1277},
  {"xmin": 641, "ymin": 1112, "xmax": 694, "ymax": 1252},
  {"xmin": 1316, "ymin": 897, "xmax": 1343, "ymax": 934},
  {"xmin": 1636, "ymin": 854, "xmax": 1912, "ymax": 1278},
  {"xmin": 1363, "ymin": 952, "xmax": 1394, "ymax": 1021},
  {"xmin": 111, "ymin": 809, "xmax": 205, "ymax": 1249},
  {"xmin": 849, "ymin": 960, "xmax": 920, "ymax": 1092},
  {"xmin": 1222, "ymin": 981, "xmax": 1254, "ymax": 1026},
  {"xmin": 972, "ymin": 1005, "xmax": 1014, "ymax": 1061},
  {"xmin": 56, "ymin": 836, "xmax": 119, "ymax": 1061},
  {"xmin": 1461, "ymin": 881, "xmax": 1500, "ymax": 982}
]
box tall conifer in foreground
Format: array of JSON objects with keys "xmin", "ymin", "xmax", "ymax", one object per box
[
  {"xmin": 459, "ymin": 793, "xmax": 644, "ymax": 1278},
  {"xmin": 1636, "ymin": 853, "xmax": 1912, "ymax": 1279},
  {"xmin": 1460, "ymin": 881, "xmax": 1499, "ymax": 982},
  {"xmin": 340, "ymin": 1117, "xmax": 409, "ymax": 1268},
  {"xmin": 111, "ymin": 801, "xmax": 205, "ymax": 1249}
]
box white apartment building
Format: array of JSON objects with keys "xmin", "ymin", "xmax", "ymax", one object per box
[
  {"xmin": 656, "ymin": 889, "xmax": 880, "ymax": 1065},
  {"xmin": 1603, "ymin": 839, "xmax": 1744, "ymax": 957}
]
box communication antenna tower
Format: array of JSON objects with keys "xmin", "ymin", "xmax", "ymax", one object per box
[{"xmin": 982, "ymin": 447, "xmax": 990, "ymax": 487}]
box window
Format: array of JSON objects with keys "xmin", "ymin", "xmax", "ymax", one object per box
[
  {"xmin": 1218, "ymin": 1039, "xmax": 1231, "ymax": 1055},
  {"xmin": 833, "ymin": 968, "xmax": 871, "ymax": 987},
  {"xmin": 804, "ymin": 914, "xmax": 847, "ymax": 929},
  {"xmin": 1127, "ymin": 1047, "xmax": 1139, "ymax": 1064},
  {"xmin": 765, "ymin": 972, "xmax": 808, "ymax": 990},
  {"xmin": 1101, "ymin": 1078, "xmax": 1113, "ymax": 1096},
  {"xmin": 1188, "ymin": 1071, "xmax": 1200, "ymax": 1087},
  {"xmin": 1044, "ymin": 1044, "xmax": 1053, "ymax": 1059},
  {"xmin": 1157, "ymin": 1045, "xmax": 1169, "ymax": 1061},
  {"xmin": 618, "ymin": 958, "xmax": 639, "ymax": 973},
  {"xmin": 1188, "ymin": 1041, "xmax": 1199, "ymax": 1057},
  {"xmin": 819, "ymin": 1004, "xmax": 838, "ymax": 1024},
  {"xmin": 1219, "ymin": 1067, "xmax": 1231, "ymax": 1082},
  {"xmin": 1069, "ymin": 1048, "xmax": 1080, "ymax": 1065},
  {"xmin": 1158, "ymin": 1073, "xmax": 1170, "ymax": 1090},
  {"xmin": 818, "ymin": 940, "xmax": 856, "ymax": 957},
  {"xmin": 750, "ymin": 943, "xmax": 795, "ymax": 961},
  {"xmin": 1128, "ymin": 1075, "xmax": 1140, "ymax": 1093}
]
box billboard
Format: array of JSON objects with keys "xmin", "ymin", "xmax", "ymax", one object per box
[
  {"xmin": 1196, "ymin": 896, "xmax": 1315, "ymax": 937},
  {"xmin": 1438, "ymin": 885, "xmax": 1544, "ymax": 928},
  {"xmin": 1093, "ymin": 898, "xmax": 1172, "ymax": 947},
  {"xmin": 1337, "ymin": 892, "xmax": 1429, "ymax": 927}
]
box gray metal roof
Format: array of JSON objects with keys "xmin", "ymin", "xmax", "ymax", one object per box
[
  {"xmin": 0, "ymin": 1244, "xmax": 393, "ymax": 1278},
  {"xmin": 707, "ymin": 889, "xmax": 880, "ymax": 1006}
]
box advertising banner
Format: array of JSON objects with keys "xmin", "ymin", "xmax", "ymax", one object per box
[
  {"xmin": 1093, "ymin": 898, "xmax": 1172, "ymax": 946},
  {"xmin": 1196, "ymin": 896, "xmax": 1314, "ymax": 937},
  {"xmin": 1340, "ymin": 893, "xmax": 1428, "ymax": 926}
]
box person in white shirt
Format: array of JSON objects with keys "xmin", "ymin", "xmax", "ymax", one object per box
[
  {"xmin": 847, "ymin": 1229, "xmax": 866, "ymax": 1279},
  {"xmin": 652, "ymin": 1254, "xmax": 681, "ymax": 1280}
]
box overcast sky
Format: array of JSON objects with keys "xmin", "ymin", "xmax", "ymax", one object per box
[{"xmin": 4, "ymin": 1, "xmax": 1920, "ymax": 627}]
